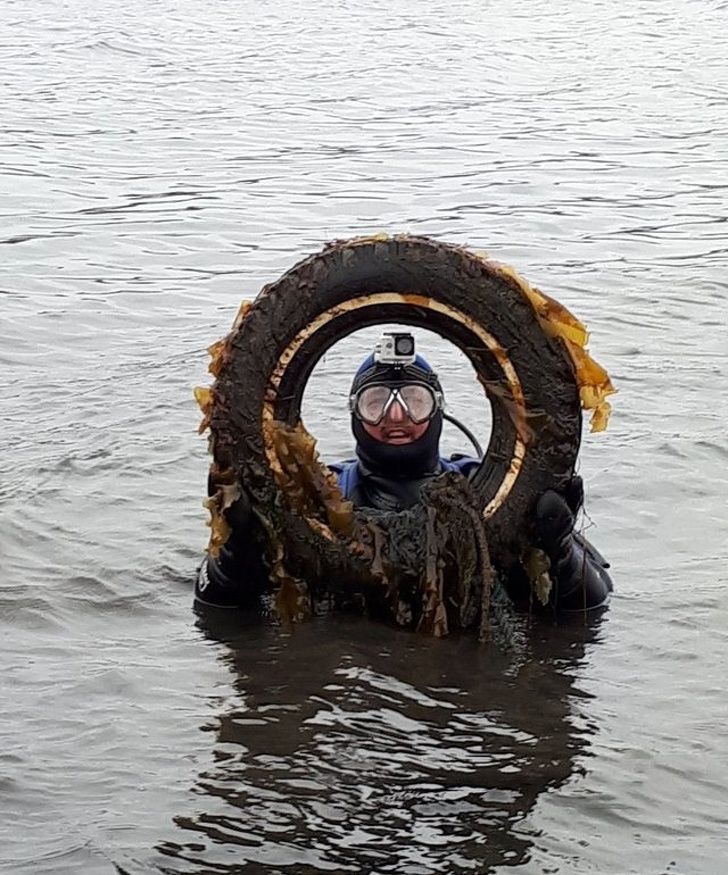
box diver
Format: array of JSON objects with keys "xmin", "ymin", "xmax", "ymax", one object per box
[{"xmin": 195, "ymin": 332, "xmax": 613, "ymax": 614}]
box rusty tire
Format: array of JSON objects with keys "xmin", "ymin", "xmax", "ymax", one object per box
[{"xmin": 209, "ymin": 235, "xmax": 582, "ymax": 566}]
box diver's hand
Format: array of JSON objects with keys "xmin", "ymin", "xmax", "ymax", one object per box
[
  {"xmin": 561, "ymin": 474, "xmax": 584, "ymax": 517},
  {"xmin": 534, "ymin": 490, "xmax": 575, "ymax": 559},
  {"xmin": 207, "ymin": 471, "xmax": 253, "ymax": 533},
  {"xmin": 533, "ymin": 474, "xmax": 584, "ymax": 554},
  {"xmin": 225, "ymin": 488, "xmax": 252, "ymax": 533}
]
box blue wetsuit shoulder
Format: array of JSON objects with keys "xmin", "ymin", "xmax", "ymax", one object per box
[
  {"xmin": 331, "ymin": 456, "xmax": 478, "ymax": 499},
  {"xmin": 440, "ymin": 455, "xmax": 479, "ymax": 478},
  {"xmin": 330, "ymin": 459, "xmax": 360, "ymax": 497}
]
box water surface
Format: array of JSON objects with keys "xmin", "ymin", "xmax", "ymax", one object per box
[{"xmin": 2, "ymin": 0, "xmax": 727, "ymax": 872}]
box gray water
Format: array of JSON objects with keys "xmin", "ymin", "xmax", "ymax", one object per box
[{"xmin": 2, "ymin": 0, "xmax": 727, "ymax": 872}]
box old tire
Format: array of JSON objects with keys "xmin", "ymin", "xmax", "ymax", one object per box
[{"xmin": 209, "ymin": 235, "xmax": 582, "ymax": 569}]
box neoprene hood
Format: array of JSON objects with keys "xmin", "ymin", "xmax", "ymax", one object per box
[{"xmin": 349, "ymin": 353, "xmax": 444, "ymax": 478}]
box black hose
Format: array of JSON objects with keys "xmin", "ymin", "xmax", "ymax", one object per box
[{"xmin": 443, "ymin": 411, "xmax": 483, "ymax": 459}]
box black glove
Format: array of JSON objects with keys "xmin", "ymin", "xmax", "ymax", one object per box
[
  {"xmin": 560, "ymin": 474, "xmax": 584, "ymax": 516},
  {"xmin": 224, "ymin": 488, "xmax": 252, "ymax": 532},
  {"xmin": 207, "ymin": 471, "xmax": 252, "ymax": 533},
  {"xmin": 534, "ymin": 490, "xmax": 575, "ymax": 560},
  {"xmin": 197, "ymin": 484, "xmax": 266, "ymax": 608},
  {"xmin": 533, "ymin": 483, "xmax": 613, "ymax": 609}
]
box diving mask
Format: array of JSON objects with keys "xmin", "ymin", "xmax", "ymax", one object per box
[{"xmin": 350, "ymin": 383, "xmax": 441, "ymax": 426}]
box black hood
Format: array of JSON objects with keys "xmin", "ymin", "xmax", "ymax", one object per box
[{"xmin": 349, "ymin": 352, "xmax": 444, "ymax": 479}]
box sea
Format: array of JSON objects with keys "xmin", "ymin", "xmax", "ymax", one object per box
[{"xmin": 1, "ymin": 0, "xmax": 727, "ymax": 872}]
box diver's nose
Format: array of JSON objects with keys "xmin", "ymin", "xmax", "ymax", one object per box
[{"xmin": 386, "ymin": 399, "xmax": 407, "ymax": 423}]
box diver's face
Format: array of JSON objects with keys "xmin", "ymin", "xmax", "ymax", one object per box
[{"xmin": 360, "ymin": 397, "xmax": 430, "ymax": 445}]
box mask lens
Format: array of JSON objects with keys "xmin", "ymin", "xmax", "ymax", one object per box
[
  {"xmin": 356, "ymin": 385, "xmax": 392, "ymax": 424},
  {"xmin": 399, "ymin": 384, "xmax": 436, "ymax": 423}
]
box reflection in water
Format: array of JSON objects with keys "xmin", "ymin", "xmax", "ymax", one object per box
[{"xmin": 153, "ymin": 612, "xmax": 607, "ymax": 874}]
